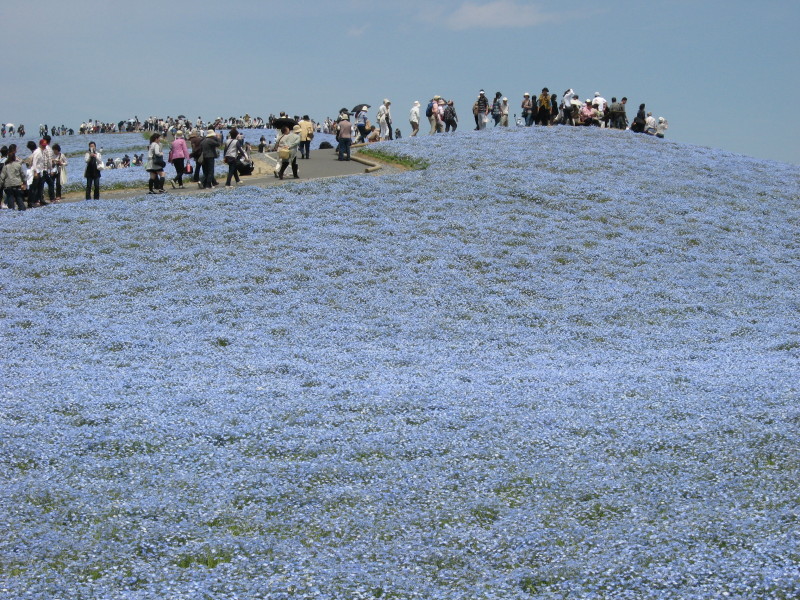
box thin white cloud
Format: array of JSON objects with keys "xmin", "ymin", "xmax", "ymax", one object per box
[
  {"xmin": 445, "ymin": 1, "xmax": 557, "ymax": 30},
  {"xmin": 347, "ymin": 24, "xmax": 369, "ymax": 37}
]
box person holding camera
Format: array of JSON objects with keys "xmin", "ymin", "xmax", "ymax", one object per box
[{"xmin": 84, "ymin": 142, "xmax": 104, "ymax": 200}]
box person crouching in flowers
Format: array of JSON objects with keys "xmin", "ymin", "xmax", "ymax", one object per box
[
  {"xmin": 146, "ymin": 133, "xmax": 166, "ymax": 194},
  {"xmin": 84, "ymin": 142, "xmax": 104, "ymax": 200}
]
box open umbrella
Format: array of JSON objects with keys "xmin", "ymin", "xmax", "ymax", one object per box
[
  {"xmin": 272, "ymin": 117, "xmax": 297, "ymax": 130},
  {"xmin": 352, "ymin": 104, "xmax": 370, "ymax": 114}
]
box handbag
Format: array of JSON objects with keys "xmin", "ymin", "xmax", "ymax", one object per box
[
  {"xmin": 278, "ymin": 147, "xmax": 291, "ymax": 160},
  {"xmin": 154, "ymin": 154, "xmax": 166, "ymax": 169},
  {"xmin": 185, "ymin": 162, "xmax": 193, "ymax": 174},
  {"xmin": 59, "ymin": 167, "xmax": 68, "ymax": 186}
]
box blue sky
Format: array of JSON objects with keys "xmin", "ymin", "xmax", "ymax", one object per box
[{"xmin": 2, "ymin": 0, "xmax": 798, "ymax": 164}]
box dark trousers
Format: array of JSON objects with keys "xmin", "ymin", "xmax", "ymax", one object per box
[
  {"xmin": 41, "ymin": 172, "xmax": 55, "ymax": 201},
  {"xmin": 192, "ymin": 155, "xmax": 202, "ymax": 182},
  {"xmin": 202, "ymin": 157, "xmax": 215, "ymax": 188},
  {"xmin": 278, "ymin": 158, "xmax": 298, "ymax": 179},
  {"xmin": 299, "ymin": 140, "xmax": 310, "ymax": 158},
  {"xmin": 172, "ymin": 158, "xmax": 185, "ymax": 186},
  {"xmin": 445, "ymin": 119, "xmax": 458, "ymax": 132},
  {"xmin": 4, "ymin": 187, "xmax": 25, "ymax": 210},
  {"xmin": 225, "ymin": 160, "xmax": 240, "ymax": 185},
  {"xmin": 338, "ymin": 138, "xmax": 351, "ymax": 160},
  {"xmin": 54, "ymin": 171, "xmax": 62, "ymax": 198},
  {"xmin": 85, "ymin": 176, "xmax": 100, "ymax": 199}
]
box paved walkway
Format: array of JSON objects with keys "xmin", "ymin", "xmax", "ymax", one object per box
[{"xmin": 26, "ymin": 147, "xmax": 394, "ymax": 206}]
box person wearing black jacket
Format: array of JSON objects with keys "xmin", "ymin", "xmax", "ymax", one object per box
[{"xmin": 199, "ymin": 130, "xmax": 221, "ymax": 189}]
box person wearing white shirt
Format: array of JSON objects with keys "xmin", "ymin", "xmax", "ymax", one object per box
[{"xmin": 409, "ymin": 101, "xmax": 420, "ymax": 137}]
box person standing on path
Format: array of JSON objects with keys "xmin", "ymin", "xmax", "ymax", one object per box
[
  {"xmin": 276, "ymin": 125, "xmax": 300, "ymax": 180},
  {"xmin": 298, "ymin": 115, "xmax": 314, "ymax": 159},
  {"xmin": 337, "ymin": 114, "xmax": 352, "ymax": 161},
  {"xmin": 145, "ymin": 133, "xmax": 167, "ymax": 194},
  {"xmin": 223, "ymin": 127, "xmax": 243, "ymax": 187},
  {"xmin": 169, "ymin": 131, "xmax": 189, "ymax": 189},
  {"xmin": 84, "ymin": 142, "xmax": 104, "ymax": 200},
  {"xmin": 199, "ymin": 129, "xmax": 221, "ymax": 189}
]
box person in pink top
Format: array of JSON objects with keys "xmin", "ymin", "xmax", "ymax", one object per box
[{"xmin": 169, "ymin": 131, "xmax": 190, "ymax": 189}]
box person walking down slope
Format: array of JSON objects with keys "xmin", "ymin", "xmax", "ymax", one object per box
[
  {"xmin": 443, "ymin": 100, "xmax": 458, "ymax": 132},
  {"xmin": 409, "ymin": 101, "xmax": 420, "ymax": 137},
  {"xmin": 145, "ymin": 133, "xmax": 167, "ymax": 194}
]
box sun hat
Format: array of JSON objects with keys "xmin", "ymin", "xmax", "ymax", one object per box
[
  {"xmin": 524, "ymin": 92, "xmax": 530, "ymax": 96},
  {"xmin": 502, "ymin": 97, "xmax": 507, "ymax": 102},
  {"xmin": 207, "ymin": 129, "xmax": 216, "ymax": 136},
  {"xmin": 594, "ymin": 91, "xmax": 601, "ymax": 97},
  {"xmin": 413, "ymin": 101, "xmax": 420, "ymax": 106},
  {"xmin": 292, "ymin": 125, "xmax": 301, "ymax": 132}
]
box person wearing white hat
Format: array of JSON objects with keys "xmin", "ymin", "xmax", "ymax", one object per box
[
  {"xmin": 500, "ymin": 97, "xmax": 509, "ymax": 127},
  {"xmin": 409, "ymin": 101, "xmax": 420, "ymax": 137},
  {"xmin": 656, "ymin": 116, "xmax": 669, "ymax": 138},
  {"xmin": 521, "ymin": 93, "xmax": 534, "ymax": 126},
  {"xmin": 592, "ymin": 92, "xmax": 608, "ymax": 127},
  {"xmin": 476, "ymin": 90, "xmax": 489, "ymax": 130},
  {"xmin": 199, "ymin": 129, "xmax": 220, "ymax": 189},
  {"xmin": 377, "ymin": 99, "xmax": 391, "ymax": 141}
]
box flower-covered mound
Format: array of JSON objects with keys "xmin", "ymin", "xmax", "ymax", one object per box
[{"xmin": 1, "ymin": 126, "xmax": 799, "ymax": 599}]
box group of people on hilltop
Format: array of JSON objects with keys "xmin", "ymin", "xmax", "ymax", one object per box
[
  {"xmin": 412, "ymin": 88, "xmax": 668, "ymax": 137},
  {"xmin": 324, "ymin": 87, "xmax": 667, "ymax": 140}
]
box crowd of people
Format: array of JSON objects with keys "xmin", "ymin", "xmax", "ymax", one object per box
[
  {"xmin": 2, "ymin": 92, "xmax": 667, "ymax": 211},
  {"xmin": 319, "ymin": 89, "xmax": 667, "ymax": 145}
]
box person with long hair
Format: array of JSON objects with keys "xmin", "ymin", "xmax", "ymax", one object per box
[
  {"xmin": 0, "ymin": 145, "xmax": 27, "ymax": 210},
  {"xmin": 146, "ymin": 133, "xmax": 166, "ymax": 194}
]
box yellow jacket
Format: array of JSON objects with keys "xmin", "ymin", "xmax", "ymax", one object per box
[{"xmin": 299, "ymin": 120, "xmax": 314, "ymax": 142}]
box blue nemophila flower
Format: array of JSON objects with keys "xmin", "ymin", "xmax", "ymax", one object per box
[{"xmin": 1, "ymin": 125, "xmax": 799, "ymax": 599}]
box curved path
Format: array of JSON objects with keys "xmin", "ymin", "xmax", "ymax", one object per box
[{"xmin": 32, "ymin": 147, "xmax": 393, "ymax": 206}]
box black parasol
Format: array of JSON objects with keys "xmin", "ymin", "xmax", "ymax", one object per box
[{"xmin": 273, "ymin": 117, "xmax": 297, "ymax": 130}]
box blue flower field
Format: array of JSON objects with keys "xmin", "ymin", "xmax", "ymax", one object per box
[{"xmin": 1, "ymin": 126, "xmax": 799, "ymax": 599}]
